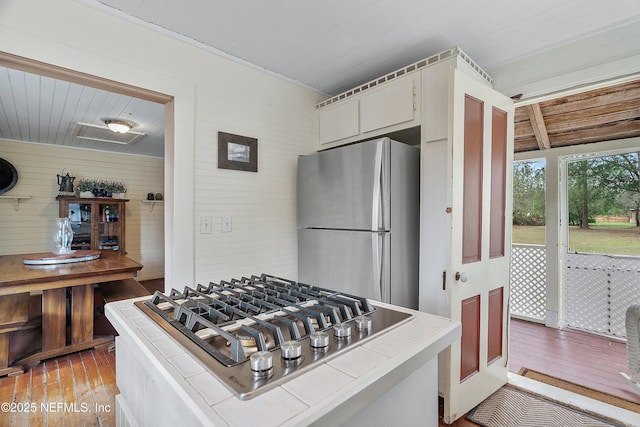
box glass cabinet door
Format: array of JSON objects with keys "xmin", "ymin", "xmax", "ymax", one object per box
[
  {"xmin": 98, "ymin": 203, "xmax": 121, "ymax": 251},
  {"xmin": 68, "ymin": 202, "xmax": 93, "ymax": 250},
  {"xmin": 63, "ymin": 199, "xmax": 125, "ymax": 253}
]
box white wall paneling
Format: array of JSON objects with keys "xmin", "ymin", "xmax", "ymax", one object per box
[
  {"xmin": 0, "ymin": 0, "xmax": 322, "ymax": 287},
  {"xmin": 0, "ymin": 139, "xmax": 164, "ymax": 280}
]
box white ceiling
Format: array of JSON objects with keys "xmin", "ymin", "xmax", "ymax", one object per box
[
  {"xmin": 96, "ymin": 0, "xmax": 640, "ymax": 95},
  {"xmin": 0, "ymin": 66, "xmax": 166, "ymax": 157},
  {"xmin": 2, "ymin": 0, "xmax": 639, "ymax": 158}
]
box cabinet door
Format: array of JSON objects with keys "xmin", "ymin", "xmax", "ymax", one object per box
[
  {"xmin": 319, "ymin": 99, "xmax": 359, "ymax": 145},
  {"xmin": 360, "ymin": 75, "xmax": 416, "ymax": 133},
  {"xmin": 67, "ymin": 201, "xmax": 93, "ymax": 250},
  {"xmin": 60, "ymin": 198, "xmax": 126, "ymax": 253},
  {"xmin": 97, "ymin": 202, "xmax": 122, "ymax": 251},
  {"xmin": 422, "ymin": 61, "xmax": 452, "ymax": 142}
]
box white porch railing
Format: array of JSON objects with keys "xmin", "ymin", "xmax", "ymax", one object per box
[
  {"xmin": 510, "ymin": 244, "xmax": 546, "ymax": 322},
  {"xmin": 564, "ymin": 253, "xmax": 640, "ymax": 338},
  {"xmin": 510, "ymin": 246, "xmax": 640, "ymax": 337}
]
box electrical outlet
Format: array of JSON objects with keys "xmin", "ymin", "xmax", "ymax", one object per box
[
  {"xmin": 222, "ymin": 215, "xmax": 232, "ymax": 233},
  {"xmin": 200, "ymin": 216, "xmax": 212, "ymax": 234}
]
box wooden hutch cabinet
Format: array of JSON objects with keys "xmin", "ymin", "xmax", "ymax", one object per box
[{"xmin": 57, "ymin": 196, "xmax": 128, "ymax": 254}]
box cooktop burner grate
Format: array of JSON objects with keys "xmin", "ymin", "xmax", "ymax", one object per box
[{"xmin": 135, "ymin": 273, "xmax": 412, "ymax": 399}]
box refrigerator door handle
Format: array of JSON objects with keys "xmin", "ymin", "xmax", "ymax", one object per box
[
  {"xmin": 371, "ymin": 140, "xmax": 383, "ymax": 231},
  {"xmin": 372, "ymin": 231, "xmax": 388, "ymax": 303}
]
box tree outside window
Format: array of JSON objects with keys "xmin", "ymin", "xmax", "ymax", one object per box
[
  {"xmin": 512, "ymin": 152, "xmax": 640, "ymax": 256},
  {"xmin": 512, "ymin": 159, "xmax": 546, "ymax": 244},
  {"xmin": 566, "ymin": 152, "xmax": 640, "ymax": 255}
]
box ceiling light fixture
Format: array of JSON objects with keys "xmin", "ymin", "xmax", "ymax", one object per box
[{"xmin": 104, "ymin": 119, "xmax": 134, "ymax": 133}]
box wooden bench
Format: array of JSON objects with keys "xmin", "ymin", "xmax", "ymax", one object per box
[
  {"xmin": 0, "ymin": 294, "xmax": 42, "ymax": 376},
  {"xmin": 94, "ymin": 279, "xmax": 151, "ymax": 338},
  {"xmin": 96, "ymin": 278, "xmax": 151, "ymax": 303}
]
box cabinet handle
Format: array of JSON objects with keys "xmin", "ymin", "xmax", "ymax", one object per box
[{"xmin": 413, "ymin": 82, "xmax": 417, "ymax": 111}]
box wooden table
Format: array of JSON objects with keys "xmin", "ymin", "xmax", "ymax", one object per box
[{"xmin": 0, "ymin": 251, "xmax": 142, "ymax": 375}]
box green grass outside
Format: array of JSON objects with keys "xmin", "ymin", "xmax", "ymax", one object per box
[
  {"xmin": 591, "ymin": 221, "xmax": 635, "ymax": 228},
  {"xmin": 512, "ymin": 224, "xmax": 640, "ymax": 256}
]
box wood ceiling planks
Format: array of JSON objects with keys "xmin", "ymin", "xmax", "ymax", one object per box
[{"xmin": 514, "ymin": 79, "xmax": 640, "ymax": 153}]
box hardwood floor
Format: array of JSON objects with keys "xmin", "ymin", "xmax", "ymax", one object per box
[
  {"xmin": 509, "ymin": 317, "xmax": 640, "ymax": 405},
  {"xmin": 0, "ymin": 345, "xmax": 116, "ymax": 427}
]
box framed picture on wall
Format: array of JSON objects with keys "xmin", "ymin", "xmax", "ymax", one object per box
[{"xmin": 218, "ymin": 131, "xmax": 258, "ymax": 172}]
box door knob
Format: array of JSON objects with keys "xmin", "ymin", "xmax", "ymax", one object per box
[{"xmin": 455, "ymin": 272, "xmax": 468, "ymax": 282}]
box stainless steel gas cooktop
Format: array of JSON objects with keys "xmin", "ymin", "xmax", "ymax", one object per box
[{"xmin": 135, "ymin": 274, "xmax": 412, "ymax": 400}]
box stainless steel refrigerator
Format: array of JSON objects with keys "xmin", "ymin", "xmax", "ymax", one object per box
[{"xmin": 297, "ymin": 137, "xmax": 420, "ymax": 309}]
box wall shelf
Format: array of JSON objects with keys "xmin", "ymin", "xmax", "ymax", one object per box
[
  {"xmin": 141, "ymin": 200, "xmax": 164, "ymax": 212},
  {"xmin": 0, "ymin": 195, "xmax": 32, "ymax": 211}
]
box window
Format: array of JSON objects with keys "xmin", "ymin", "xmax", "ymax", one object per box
[
  {"xmin": 512, "ymin": 159, "xmax": 546, "ymax": 244},
  {"xmin": 566, "ymin": 152, "xmax": 640, "ymax": 256}
]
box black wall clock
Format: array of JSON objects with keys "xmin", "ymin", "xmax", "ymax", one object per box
[{"xmin": 0, "ymin": 158, "xmax": 18, "ymax": 195}]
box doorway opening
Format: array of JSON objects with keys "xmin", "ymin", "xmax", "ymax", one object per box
[
  {"xmin": 509, "ymin": 147, "xmax": 640, "ymax": 408},
  {"xmin": 0, "ymin": 51, "xmax": 173, "ymax": 282}
]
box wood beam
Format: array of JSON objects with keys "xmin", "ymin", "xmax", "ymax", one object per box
[
  {"xmin": 526, "ymin": 103, "xmax": 551, "ymax": 150},
  {"xmin": 0, "ymin": 51, "xmax": 173, "ymax": 104}
]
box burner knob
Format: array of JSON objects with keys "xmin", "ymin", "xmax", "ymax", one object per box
[
  {"xmin": 310, "ymin": 331, "xmax": 329, "ymax": 349},
  {"xmin": 333, "ymin": 323, "xmax": 352, "ymax": 339},
  {"xmin": 281, "ymin": 340, "xmax": 302, "ymax": 360},
  {"xmin": 250, "ymin": 351, "xmax": 273, "ymax": 373},
  {"xmin": 355, "ymin": 315, "xmax": 372, "ymax": 331}
]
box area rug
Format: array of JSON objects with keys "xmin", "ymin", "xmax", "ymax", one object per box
[
  {"xmin": 467, "ymin": 386, "xmax": 623, "ymax": 427},
  {"xmin": 519, "ymin": 367, "xmax": 640, "ymax": 413}
]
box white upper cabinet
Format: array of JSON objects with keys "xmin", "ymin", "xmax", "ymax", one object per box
[
  {"xmin": 319, "ymin": 98, "xmax": 359, "ymax": 145},
  {"xmin": 360, "ymin": 75, "xmax": 416, "ymax": 133},
  {"xmin": 421, "ymin": 61, "xmax": 451, "ymax": 143},
  {"xmin": 316, "ymin": 48, "xmax": 494, "ymax": 150},
  {"xmin": 318, "ymin": 72, "xmax": 420, "ymax": 149}
]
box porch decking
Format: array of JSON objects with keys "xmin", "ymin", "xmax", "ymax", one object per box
[
  {"xmin": 440, "ymin": 317, "xmax": 640, "ymax": 426},
  {"xmin": 509, "ymin": 317, "xmax": 640, "ymax": 405}
]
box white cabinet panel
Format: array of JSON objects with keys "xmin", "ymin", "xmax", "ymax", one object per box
[
  {"xmin": 319, "ymin": 99, "xmax": 359, "ymax": 145},
  {"xmin": 421, "ymin": 61, "xmax": 451, "ymax": 143},
  {"xmin": 360, "ymin": 76, "xmax": 416, "ymax": 133}
]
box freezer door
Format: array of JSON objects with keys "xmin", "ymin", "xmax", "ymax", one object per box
[
  {"xmin": 298, "ymin": 228, "xmax": 390, "ymax": 303},
  {"xmin": 298, "ymin": 138, "xmax": 390, "ymax": 231}
]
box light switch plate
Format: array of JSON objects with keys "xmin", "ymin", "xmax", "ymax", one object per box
[
  {"xmin": 200, "ymin": 216, "xmax": 212, "ymax": 234},
  {"xmin": 222, "ymin": 215, "xmax": 232, "ymax": 233}
]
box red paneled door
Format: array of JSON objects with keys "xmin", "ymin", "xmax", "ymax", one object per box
[{"xmin": 442, "ymin": 69, "xmax": 514, "ymax": 424}]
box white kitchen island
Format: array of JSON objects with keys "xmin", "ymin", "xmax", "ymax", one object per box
[{"xmin": 106, "ymin": 297, "xmax": 460, "ymax": 427}]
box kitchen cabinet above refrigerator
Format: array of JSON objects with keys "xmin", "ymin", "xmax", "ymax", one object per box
[
  {"xmin": 316, "ymin": 47, "xmax": 493, "ymax": 150},
  {"xmin": 318, "ymin": 73, "xmax": 420, "ymax": 148}
]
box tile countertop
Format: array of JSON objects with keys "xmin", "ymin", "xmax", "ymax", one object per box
[{"xmin": 106, "ymin": 297, "xmax": 461, "ymax": 426}]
